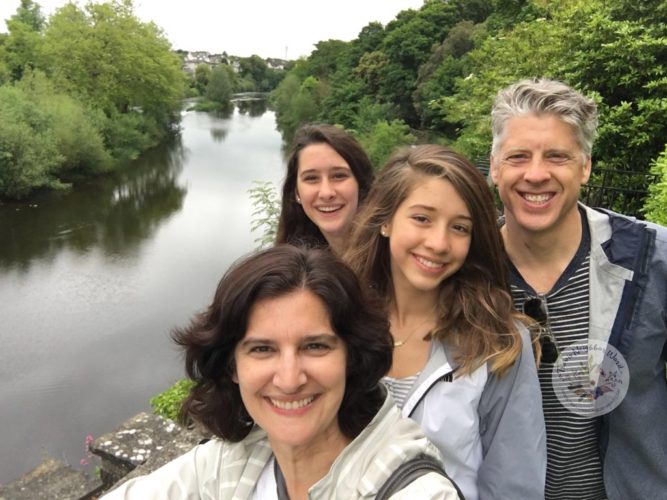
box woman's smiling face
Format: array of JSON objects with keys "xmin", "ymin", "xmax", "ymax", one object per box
[{"xmin": 233, "ymin": 289, "xmax": 350, "ymax": 455}]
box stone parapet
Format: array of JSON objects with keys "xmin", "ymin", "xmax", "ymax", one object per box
[
  {"xmin": 0, "ymin": 457, "xmax": 103, "ymax": 500},
  {"xmin": 1, "ymin": 412, "xmax": 208, "ymax": 499},
  {"xmin": 89, "ymin": 412, "xmax": 208, "ymax": 492}
]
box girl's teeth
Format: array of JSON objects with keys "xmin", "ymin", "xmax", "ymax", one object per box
[
  {"xmin": 416, "ymin": 256, "xmax": 442, "ymax": 269},
  {"xmin": 318, "ymin": 206, "xmax": 340, "ymax": 213}
]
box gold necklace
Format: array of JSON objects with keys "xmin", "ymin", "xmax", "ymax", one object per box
[{"xmin": 391, "ymin": 312, "xmax": 437, "ymax": 348}]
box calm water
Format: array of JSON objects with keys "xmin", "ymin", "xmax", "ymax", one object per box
[{"xmin": 0, "ymin": 100, "xmax": 284, "ymax": 483}]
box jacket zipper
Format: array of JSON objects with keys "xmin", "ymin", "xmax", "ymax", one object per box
[{"xmin": 407, "ymin": 368, "xmax": 457, "ymax": 418}]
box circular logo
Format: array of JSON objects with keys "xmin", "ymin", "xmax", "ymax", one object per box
[{"xmin": 552, "ymin": 339, "xmax": 629, "ymax": 417}]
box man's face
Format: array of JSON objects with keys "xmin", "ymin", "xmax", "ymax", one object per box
[{"xmin": 491, "ymin": 114, "xmax": 591, "ymax": 236}]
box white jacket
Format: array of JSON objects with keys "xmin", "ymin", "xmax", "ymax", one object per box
[
  {"xmin": 403, "ymin": 326, "xmax": 546, "ymax": 500},
  {"xmin": 102, "ymin": 393, "xmax": 461, "ymax": 499}
]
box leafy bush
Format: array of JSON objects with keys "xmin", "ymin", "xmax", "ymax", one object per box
[
  {"xmin": 0, "ymin": 83, "xmax": 65, "ymax": 198},
  {"xmin": 358, "ymin": 119, "xmax": 416, "ymax": 169},
  {"xmin": 643, "ymin": 146, "xmax": 667, "ymax": 225},
  {"xmin": 150, "ymin": 378, "xmax": 194, "ymax": 421},
  {"xmin": 249, "ymin": 180, "xmax": 280, "ymax": 249}
]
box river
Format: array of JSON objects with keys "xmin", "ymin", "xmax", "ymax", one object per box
[{"xmin": 0, "ymin": 99, "xmax": 285, "ymax": 484}]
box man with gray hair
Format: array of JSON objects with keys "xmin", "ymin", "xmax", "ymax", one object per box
[{"xmin": 490, "ymin": 78, "xmax": 667, "ymax": 499}]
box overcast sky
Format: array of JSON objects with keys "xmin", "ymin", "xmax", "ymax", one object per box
[{"xmin": 1, "ymin": 0, "xmax": 425, "ymax": 59}]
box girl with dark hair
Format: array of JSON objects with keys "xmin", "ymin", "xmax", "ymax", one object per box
[
  {"xmin": 102, "ymin": 245, "xmax": 461, "ymax": 499},
  {"xmin": 345, "ymin": 145, "xmax": 546, "ymax": 500},
  {"xmin": 275, "ymin": 124, "xmax": 374, "ymax": 254}
]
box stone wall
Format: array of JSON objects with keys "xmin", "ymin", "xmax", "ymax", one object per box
[{"xmin": 0, "ymin": 413, "xmax": 208, "ymax": 499}]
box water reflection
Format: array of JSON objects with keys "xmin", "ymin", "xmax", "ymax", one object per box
[
  {"xmin": 236, "ymin": 98, "xmax": 268, "ymax": 117},
  {"xmin": 0, "ymin": 99, "xmax": 285, "ymax": 484},
  {"xmin": 0, "ymin": 137, "xmax": 187, "ymax": 272}
]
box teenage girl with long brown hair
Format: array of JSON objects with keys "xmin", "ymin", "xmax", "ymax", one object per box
[{"xmin": 344, "ymin": 145, "xmax": 546, "ymax": 500}]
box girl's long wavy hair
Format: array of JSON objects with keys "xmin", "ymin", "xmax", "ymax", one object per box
[{"xmin": 344, "ymin": 145, "xmax": 525, "ymax": 376}]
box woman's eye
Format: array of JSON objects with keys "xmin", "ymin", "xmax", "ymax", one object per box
[
  {"xmin": 412, "ymin": 215, "xmax": 429, "ymax": 223},
  {"xmin": 332, "ymin": 172, "xmax": 350, "ymax": 180},
  {"xmin": 304, "ymin": 343, "xmax": 331, "ymax": 352},
  {"xmin": 453, "ymin": 224, "xmax": 471, "ymax": 234},
  {"xmin": 302, "ymin": 175, "xmax": 318, "ymax": 183},
  {"xmin": 249, "ymin": 345, "xmax": 273, "ymax": 354}
]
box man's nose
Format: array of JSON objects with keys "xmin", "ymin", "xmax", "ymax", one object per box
[{"xmin": 523, "ymin": 158, "xmax": 551, "ymax": 183}]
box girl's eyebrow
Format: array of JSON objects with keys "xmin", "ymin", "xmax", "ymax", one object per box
[
  {"xmin": 407, "ymin": 204, "xmax": 472, "ymax": 219},
  {"xmin": 407, "ymin": 203, "xmax": 437, "ymax": 211},
  {"xmin": 300, "ymin": 165, "xmax": 351, "ymax": 174}
]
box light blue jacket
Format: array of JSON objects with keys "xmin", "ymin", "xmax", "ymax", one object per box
[
  {"xmin": 584, "ymin": 205, "xmax": 667, "ymax": 499},
  {"xmin": 402, "ymin": 325, "xmax": 546, "ymax": 500}
]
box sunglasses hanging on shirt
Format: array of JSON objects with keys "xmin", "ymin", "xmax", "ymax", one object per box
[{"xmin": 523, "ymin": 296, "xmax": 560, "ymax": 364}]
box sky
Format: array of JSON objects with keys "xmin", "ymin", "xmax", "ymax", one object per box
[{"xmin": 1, "ymin": 0, "xmax": 426, "ymax": 59}]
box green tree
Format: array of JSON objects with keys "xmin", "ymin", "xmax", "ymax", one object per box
[
  {"xmin": 357, "ymin": 119, "xmax": 416, "ymax": 168},
  {"xmin": 194, "ymin": 63, "xmax": 211, "ymax": 95},
  {"xmin": 0, "ymin": 0, "xmax": 45, "ymax": 81},
  {"xmin": 272, "ymin": 71, "xmax": 325, "ymax": 140},
  {"xmin": 238, "ymin": 55, "xmax": 269, "ymax": 91},
  {"xmin": 206, "ymin": 64, "xmax": 233, "ymax": 105},
  {"xmin": 41, "ymin": 0, "xmax": 184, "ymax": 131}
]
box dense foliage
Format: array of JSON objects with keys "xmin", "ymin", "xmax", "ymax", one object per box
[
  {"xmin": 150, "ymin": 378, "xmax": 194, "ymax": 421},
  {"xmin": 643, "ymin": 147, "xmax": 667, "ymax": 226},
  {"xmin": 0, "ymin": 0, "xmax": 185, "ymax": 198},
  {"xmin": 270, "ymin": 0, "xmax": 666, "ymax": 213}
]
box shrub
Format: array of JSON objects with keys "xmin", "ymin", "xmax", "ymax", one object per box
[
  {"xmin": 249, "ymin": 180, "xmax": 280, "ymax": 249},
  {"xmin": 358, "ymin": 119, "xmax": 416, "ymax": 169},
  {"xmin": 149, "ymin": 378, "xmax": 194, "ymax": 421},
  {"xmin": 643, "ymin": 146, "xmax": 667, "ymax": 226}
]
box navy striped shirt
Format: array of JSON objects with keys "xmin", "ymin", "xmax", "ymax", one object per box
[{"xmin": 509, "ymin": 214, "xmax": 607, "ymax": 499}]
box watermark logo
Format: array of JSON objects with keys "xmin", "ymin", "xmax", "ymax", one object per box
[{"xmin": 552, "ymin": 339, "xmax": 629, "ymax": 417}]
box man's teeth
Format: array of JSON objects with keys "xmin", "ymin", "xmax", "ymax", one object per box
[
  {"xmin": 270, "ymin": 396, "xmax": 314, "ymax": 410},
  {"xmin": 524, "ymin": 193, "xmax": 551, "ymax": 203},
  {"xmin": 416, "ymin": 256, "xmax": 443, "ymax": 269}
]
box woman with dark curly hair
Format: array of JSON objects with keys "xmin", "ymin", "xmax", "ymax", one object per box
[
  {"xmin": 102, "ymin": 245, "xmax": 461, "ymax": 499},
  {"xmin": 275, "ymin": 124, "xmax": 374, "ymax": 254}
]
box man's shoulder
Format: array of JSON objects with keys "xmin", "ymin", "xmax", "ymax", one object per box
[{"xmin": 583, "ymin": 204, "xmax": 667, "ymax": 239}]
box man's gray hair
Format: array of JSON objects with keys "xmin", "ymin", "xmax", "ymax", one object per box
[{"xmin": 491, "ymin": 78, "xmax": 598, "ymax": 157}]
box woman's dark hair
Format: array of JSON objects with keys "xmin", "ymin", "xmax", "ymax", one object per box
[
  {"xmin": 275, "ymin": 124, "xmax": 374, "ymax": 248},
  {"xmin": 173, "ymin": 244, "xmax": 392, "ymax": 442}
]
